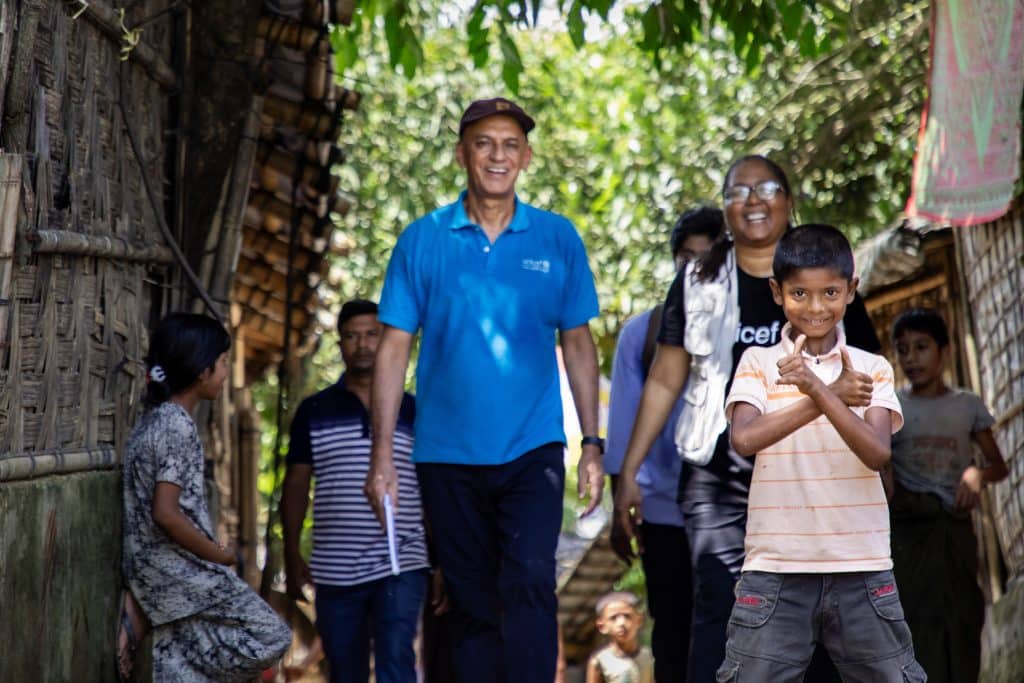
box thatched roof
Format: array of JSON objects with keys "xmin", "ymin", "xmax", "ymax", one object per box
[
  {"xmin": 854, "ymin": 218, "xmax": 949, "ymax": 297},
  {"xmin": 235, "ymin": 0, "xmax": 357, "ymax": 374}
]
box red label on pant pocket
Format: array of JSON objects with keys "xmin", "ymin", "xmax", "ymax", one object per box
[
  {"xmin": 872, "ymin": 584, "xmax": 895, "ymax": 598},
  {"xmin": 736, "ymin": 595, "xmax": 764, "ymax": 607}
]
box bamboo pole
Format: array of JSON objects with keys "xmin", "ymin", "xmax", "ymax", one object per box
[
  {"xmin": 28, "ymin": 228, "xmax": 174, "ymax": 263},
  {"xmin": 0, "ymin": 154, "xmax": 22, "ymax": 348},
  {"xmin": 206, "ymin": 96, "xmax": 264, "ymax": 305},
  {"xmin": 256, "ymin": 143, "xmax": 333, "ymax": 191},
  {"xmin": 262, "ymin": 94, "xmax": 343, "ymax": 139},
  {"xmin": 241, "ymin": 223, "xmax": 316, "ymax": 270},
  {"xmin": 304, "ymin": 0, "xmax": 355, "ymax": 26},
  {"xmin": 67, "ymin": 0, "xmax": 177, "ymax": 90},
  {"xmin": 256, "ymin": 14, "xmax": 328, "ymax": 53},
  {"xmin": 0, "ymin": 445, "xmax": 118, "ymax": 481},
  {"xmin": 248, "ymin": 189, "xmax": 327, "ymax": 232}
]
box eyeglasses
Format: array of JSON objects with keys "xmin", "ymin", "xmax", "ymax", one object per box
[{"xmin": 723, "ymin": 180, "xmax": 785, "ymax": 204}]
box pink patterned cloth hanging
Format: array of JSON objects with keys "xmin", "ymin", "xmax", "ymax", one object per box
[{"xmin": 906, "ymin": 0, "xmax": 1024, "ymax": 226}]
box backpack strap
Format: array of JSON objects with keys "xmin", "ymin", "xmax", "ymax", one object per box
[{"xmin": 640, "ymin": 304, "xmax": 664, "ymax": 379}]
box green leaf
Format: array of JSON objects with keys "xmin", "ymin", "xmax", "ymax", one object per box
[
  {"xmin": 587, "ymin": 0, "xmax": 614, "ymax": 20},
  {"xmin": 639, "ymin": 5, "xmax": 662, "ymax": 52},
  {"xmin": 384, "ymin": 7, "xmax": 403, "ymax": 67},
  {"xmin": 780, "ymin": 0, "xmax": 805, "ymax": 40},
  {"xmin": 744, "ymin": 37, "xmax": 762, "ymax": 72},
  {"xmin": 798, "ymin": 20, "xmax": 818, "ymax": 57},
  {"xmin": 399, "ymin": 43, "xmax": 418, "ymax": 76},
  {"xmin": 568, "ymin": 1, "xmax": 586, "ymax": 49},
  {"xmin": 502, "ymin": 59, "xmax": 521, "ymax": 93},
  {"xmin": 499, "ymin": 31, "xmax": 523, "ymax": 68},
  {"xmin": 398, "ymin": 29, "xmax": 424, "ymax": 76},
  {"xmin": 467, "ymin": 7, "xmax": 491, "ymax": 67}
]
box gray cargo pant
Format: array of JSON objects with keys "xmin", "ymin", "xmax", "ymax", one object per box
[{"xmin": 716, "ymin": 570, "xmax": 927, "ymax": 682}]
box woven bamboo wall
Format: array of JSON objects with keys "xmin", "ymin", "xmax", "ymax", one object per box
[
  {"xmin": 0, "ymin": 0, "xmax": 173, "ymax": 477},
  {"xmin": 958, "ymin": 202, "xmax": 1024, "ymax": 580}
]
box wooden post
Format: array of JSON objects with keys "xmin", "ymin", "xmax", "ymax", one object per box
[
  {"xmin": 1, "ymin": 0, "xmax": 42, "ymax": 150},
  {"xmin": 202, "ymin": 96, "xmax": 264, "ymax": 306},
  {"xmin": 0, "ymin": 154, "xmax": 22, "ymax": 348}
]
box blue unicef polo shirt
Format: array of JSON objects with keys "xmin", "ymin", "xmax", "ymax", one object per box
[{"xmin": 379, "ymin": 192, "xmax": 600, "ymax": 465}]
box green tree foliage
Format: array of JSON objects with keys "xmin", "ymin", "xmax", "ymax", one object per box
[
  {"xmin": 335, "ymin": 1, "xmax": 871, "ymax": 91},
  {"xmin": 330, "ymin": 0, "xmax": 927, "ymax": 364}
]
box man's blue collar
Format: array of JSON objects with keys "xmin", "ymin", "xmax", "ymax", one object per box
[{"xmin": 449, "ymin": 190, "xmax": 530, "ymax": 232}]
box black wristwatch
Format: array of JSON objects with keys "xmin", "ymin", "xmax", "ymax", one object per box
[{"xmin": 581, "ymin": 435, "xmax": 605, "ymax": 453}]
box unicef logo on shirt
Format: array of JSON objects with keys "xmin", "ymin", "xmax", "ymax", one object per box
[{"xmin": 521, "ymin": 259, "xmax": 551, "ymax": 274}]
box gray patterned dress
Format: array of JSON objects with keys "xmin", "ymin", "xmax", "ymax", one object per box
[{"xmin": 122, "ymin": 401, "xmax": 291, "ymax": 682}]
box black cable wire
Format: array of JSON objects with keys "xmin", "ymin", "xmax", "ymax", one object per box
[{"xmin": 117, "ymin": 61, "xmax": 223, "ymax": 323}]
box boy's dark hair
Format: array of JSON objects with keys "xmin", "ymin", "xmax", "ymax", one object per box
[
  {"xmin": 892, "ymin": 307, "xmax": 950, "ymax": 348},
  {"xmin": 670, "ymin": 206, "xmax": 724, "ymax": 257},
  {"xmin": 772, "ymin": 223, "xmax": 854, "ymax": 283},
  {"xmin": 595, "ymin": 590, "xmax": 642, "ymax": 617},
  {"xmin": 337, "ymin": 299, "xmax": 378, "ymax": 336},
  {"xmin": 144, "ymin": 313, "xmax": 231, "ymax": 407},
  {"xmin": 697, "ymin": 154, "xmax": 794, "ymax": 282}
]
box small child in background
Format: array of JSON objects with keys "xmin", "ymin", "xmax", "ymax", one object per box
[
  {"xmin": 888, "ymin": 307, "xmax": 1009, "ymax": 683},
  {"xmin": 586, "ymin": 591, "xmax": 653, "ymax": 683}
]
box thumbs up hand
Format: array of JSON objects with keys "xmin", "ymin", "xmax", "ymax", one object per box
[
  {"xmin": 829, "ymin": 347, "xmax": 873, "ymax": 407},
  {"xmin": 777, "ymin": 334, "xmax": 820, "ymax": 395}
]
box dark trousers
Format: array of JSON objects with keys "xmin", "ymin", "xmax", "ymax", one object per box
[
  {"xmin": 314, "ymin": 569, "xmax": 428, "ymax": 683},
  {"xmin": 683, "ymin": 501, "xmax": 748, "ymax": 683},
  {"xmin": 640, "ymin": 522, "xmax": 693, "ymax": 683},
  {"xmin": 717, "ymin": 571, "xmax": 925, "ymax": 682},
  {"xmin": 417, "ymin": 443, "xmax": 565, "ymax": 683}
]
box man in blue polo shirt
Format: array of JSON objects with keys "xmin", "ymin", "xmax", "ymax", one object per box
[
  {"xmin": 365, "ymin": 97, "xmax": 604, "ymax": 682},
  {"xmin": 281, "ymin": 299, "xmax": 430, "ymax": 683}
]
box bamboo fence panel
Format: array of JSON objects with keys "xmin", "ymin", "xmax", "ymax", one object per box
[
  {"xmin": 958, "ymin": 202, "xmax": 1024, "ymax": 579},
  {"xmin": 0, "ymin": 0, "xmax": 172, "ymax": 480}
]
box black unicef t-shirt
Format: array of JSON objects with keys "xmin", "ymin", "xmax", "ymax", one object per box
[{"xmin": 657, "ymin": 264, "xmax": 881, "ymax": 506}]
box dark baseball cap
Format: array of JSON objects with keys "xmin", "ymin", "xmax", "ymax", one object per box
[{"xmin": 458, "ymin": 97, "xmax": 535, "ymax": 138}]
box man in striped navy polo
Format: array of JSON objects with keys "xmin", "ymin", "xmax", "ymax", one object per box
[
  {"xmin": 366, "ymin": 98, "xmax": 604, "ymax": 682},
  {"xmin": 281, "ymin": 299, "xmax": 429, "ymax": 683}
]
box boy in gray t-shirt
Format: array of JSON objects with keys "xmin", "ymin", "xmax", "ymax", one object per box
[{"xmin": 887, "ymin": 307, "xmax": 1008, "ymax": 682}]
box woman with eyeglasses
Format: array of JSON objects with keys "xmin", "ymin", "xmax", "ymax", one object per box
[{"xmin": 612, "ymin": 155, "xmax": 881, "ymax": 681}]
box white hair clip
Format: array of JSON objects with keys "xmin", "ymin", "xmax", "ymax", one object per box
[{"xmin": 149, "ymin": 365, "xmax": 166, "ymax": 383}]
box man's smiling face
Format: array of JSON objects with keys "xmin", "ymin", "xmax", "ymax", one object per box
[{"xmin": 456, "ymin": 115, "xmax": 532, "ymax": 202}]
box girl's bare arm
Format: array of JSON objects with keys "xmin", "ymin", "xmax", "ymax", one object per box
[{"xmin": 153, "ymin": 481, "xmax": 233, "ymax": 565}]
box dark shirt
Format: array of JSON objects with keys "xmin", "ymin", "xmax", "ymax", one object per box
[{"xmin": 658, "ymin": 263, "xmax": 881, "ymax": 506}]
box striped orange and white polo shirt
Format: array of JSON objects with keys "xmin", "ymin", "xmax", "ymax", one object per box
[{"xmin": 725, "ymin": 323, "xmax": 903, "ymax": 573}]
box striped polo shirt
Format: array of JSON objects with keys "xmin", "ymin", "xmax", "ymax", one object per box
[
  {"xmin": 725, "ymin": 324, "xmax": 903, "ymax": 573},
  {"xmin": 286, "ymin": 378, "xmax": 429, "ymax": 586}
]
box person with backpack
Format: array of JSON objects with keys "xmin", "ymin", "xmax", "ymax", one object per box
[{"xmin": 604, "ymin": 206, "xmax": 721, "ymax": 681}]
